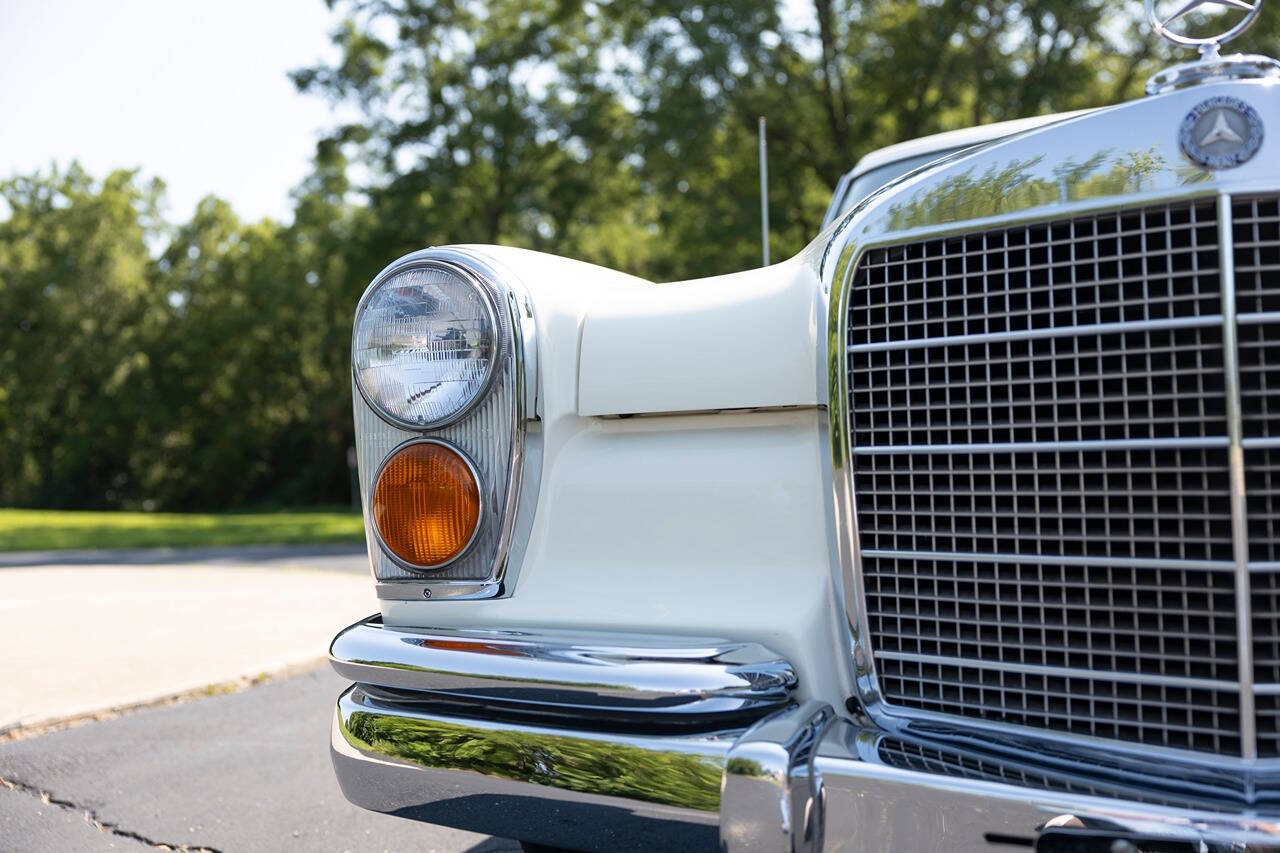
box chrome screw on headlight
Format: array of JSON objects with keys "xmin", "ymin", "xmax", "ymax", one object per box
[{"xmin": 352, "ymin": 260, "xmax": 501, "ymax": 430}]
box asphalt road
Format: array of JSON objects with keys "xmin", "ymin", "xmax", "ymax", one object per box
[{"xmin": 0, "ymin": 659, "xmax": 517, "ymax": 852}]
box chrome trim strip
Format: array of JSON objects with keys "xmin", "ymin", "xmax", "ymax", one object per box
[
  {"xmin": 852, "ymin": 436, "xmax": 1230, "ymax": 455},
  {"xmin": 816, "ymin": 719, "xmax": 1280, "ymax": 849},
  {"xmin": 720, "ymin": 701, "xmax": 833, "ymax": 853},
  {"xmin": 861, "ymin": 548, "xmax": 1236, "ymax": 572},
  {"xmin": 847, "ymin": 314, "xmax": 1224, "ymax": 354},
  {"xmin": 1219, "ymin": 192, "xmax": 1257, "ymax": 761},
  {"xmin": 1243, "ymin": 437, "xmax": 1280, "ymax": 450},
  {"xmin": 1238, "ymin": 311, "xmax": 1280, "ymax": 326},
  {"xmin": 872, "ymin": 650, "xmax": 1242, "ymax": 692},
  {"xmin": 1253, "ymin": 683, "xmax": 1280, "ymax": 696},
  {"xmin": 1252, "ymin": 562, "xmax": 1280, "ymax": 573},
  {"xmin": 455, "ymin": 247, "xmax": 536, "ymax": 596},
  {"xmin": 1146, "ymin": 55, "xmax": 1280, "ymax": 96},
  {"xmin": 873, "ymin": 730, "xmax": 1251, "ymax": 811},
  {"xmin": 873, "ymin": 701, "xmax": 1273, "ymax": 771},
  {"xmin": 823, "ymin": 185, "xmax": 1230, "ymax": 279},
  {"xmin": 374, "ymin": 579, "xmax": 500, "ymax": 600},
  {"xmin": 827, "ymin": 233, "xmax": 882, "ymax": 715},
  {"xmin": 330, "ymin": 615, "xmax": 798, "ymax": 720}
]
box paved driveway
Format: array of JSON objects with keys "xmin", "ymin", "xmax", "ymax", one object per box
[
  {"xmin": 0, "ymin": 547, "xmax": 513, "ymax": 852},
  {"xmin": 0, "ymin": 546, "xmax": 374, "ymax": 729},
  {"xmin": 0, "ymin": 666, "xmax": 514, "ymax": 852}
]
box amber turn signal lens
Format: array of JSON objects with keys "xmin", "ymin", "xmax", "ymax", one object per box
[{"xmin": 372, "ymin": 441, "xmax": 481, "ymax": 568}]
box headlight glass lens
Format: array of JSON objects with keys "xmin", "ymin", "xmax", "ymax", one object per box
[{"xmin": 353, "ymin": 263, "xmax": 498, "ymax": 428}]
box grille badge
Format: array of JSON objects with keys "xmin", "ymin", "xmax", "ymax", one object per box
[{"xmin": 1180, "ymin": 96, "xmax": 1264, "ymax": 168}]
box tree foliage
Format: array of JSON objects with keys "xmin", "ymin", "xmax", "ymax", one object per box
[{"xmin": 3, "ymin": 1, "xmax": 1276, "ymax": 509}]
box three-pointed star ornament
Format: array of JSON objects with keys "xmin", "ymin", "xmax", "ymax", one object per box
[
  {"xmin": 1159, "ymin": 0, "xmax": 1256, "ymax": 28},
  {"xmin": 1199, "ymin": 110, "xmax": 1246, "ymax": 145}
]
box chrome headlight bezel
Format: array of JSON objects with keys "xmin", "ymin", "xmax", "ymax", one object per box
[
  {"xmin": 351, "ymin": 256, "xmax": 507, "ymax": 432},
  {"xmin": 351, "ymin": 245, "xmax": 539, "ymax": 601}
]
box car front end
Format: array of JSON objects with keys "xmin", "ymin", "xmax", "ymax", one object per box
[{"xmin": 329, "ymin": 16, "xmax": 1280, "ymax": 852}]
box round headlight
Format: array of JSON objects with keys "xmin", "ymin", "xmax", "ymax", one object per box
[{"xmin": 353, "ymin": 261, "xmax": 500, "ymax": 429}]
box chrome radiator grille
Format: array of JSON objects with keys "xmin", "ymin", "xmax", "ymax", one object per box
[
  {"xmin": 875, "ymin": 736, "xmax": 1248, "ymax": 809},
  {"xmin": 845, "ymin": 195, "xmax": 1280, "ymax": 757}
]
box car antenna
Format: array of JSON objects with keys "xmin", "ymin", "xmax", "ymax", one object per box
[{"xmin": 758, "ymin": 115, "xmax": 770, "ymax": 267}]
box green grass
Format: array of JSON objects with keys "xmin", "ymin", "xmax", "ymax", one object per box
[{"xmin": 0, "ymin": 508, "xmax": 365, "ymax": 552}]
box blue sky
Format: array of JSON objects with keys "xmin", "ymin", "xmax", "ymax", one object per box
[
  {"xmin": 1, "ymin": 0, "xmax": 821, "ymax": 226},
  {"xmin": 0, "ymin": 0, "xmax": 344, "ymax": 224}
]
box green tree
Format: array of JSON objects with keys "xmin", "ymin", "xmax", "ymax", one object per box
[
  {"xmin": 5, "ymin": 1, "xmax": 1279, "ymax": 512},
  {"xmin": 143, "ymin": 200, "xmax": 317, "ymax": 507},
  {"xmin": 294, "ymin": 1, "xmax": 1202, "ymax": 281},
  {"xmin": 291, "ymin": 0, "xmax": 651, "ymax": 269},
  {"xmin": 0, "ymin": 166, "xmax": 167, "ymax": 508}
]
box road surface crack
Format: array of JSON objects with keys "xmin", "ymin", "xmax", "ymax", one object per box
[{"xmin": 0, "ymin": 773, "xmax": 224, "ymax": 852}]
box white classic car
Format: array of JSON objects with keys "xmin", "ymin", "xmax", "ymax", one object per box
[{"xmin": 329, "ymin": 5, "xmax": 1280, "ymax": 851}]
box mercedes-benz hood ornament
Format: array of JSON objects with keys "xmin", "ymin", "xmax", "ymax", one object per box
[
  {"xmin": 1147, "ymin": 0, "xmax": 1262, "ymax": 59},
  {"xmin": 1144, "ymin": 0, "xmax": 1280, "ymax": 93}
]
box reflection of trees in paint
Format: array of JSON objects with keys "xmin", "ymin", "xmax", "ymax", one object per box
[{"xmin": 881, "ymin": 148, "xmax": 1205, "ymax": 233}]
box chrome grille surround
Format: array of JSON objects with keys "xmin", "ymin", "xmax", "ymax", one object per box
[{"xmin": 832, "ymin": 191, "xmax": 1280, "ymax": 761}]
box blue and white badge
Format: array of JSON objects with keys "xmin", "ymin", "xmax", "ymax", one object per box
[{"xmin": 1179, "ymin": 96, "xmax": 1264, "ymax": 169}]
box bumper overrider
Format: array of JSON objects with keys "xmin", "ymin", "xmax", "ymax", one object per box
[{"xmin": 330, "ymin": 616, "xmax": 1280, "ymax": 852}]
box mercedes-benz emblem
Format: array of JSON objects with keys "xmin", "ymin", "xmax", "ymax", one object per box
[
  {"xmin": 1180, "ymin": 96, "xmax": 1264, "ymax": 168},
  {"xmin": 1146, "ymin": 0, "xmax": 1263, "ymax": 52}
]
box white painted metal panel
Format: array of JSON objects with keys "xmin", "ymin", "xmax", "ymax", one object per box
[
  {"xmin": 383, "ymin": 409, "xmax": 856, "ymax": 712},
  {"xmin": 576, "ymin": 258, "xmax": 823, "ymax": 416}
]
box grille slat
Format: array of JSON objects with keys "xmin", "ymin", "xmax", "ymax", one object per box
[
  {"xmin": 1239, "ymin": 321, "xmax": 1280, "ymax": 439},
  {"xmin": 1233, "ymin": 196, "xmax": 1280, "ymax": 315},
  {"xmin": 849, "ymin": 204, "xmax": 1222, "ymax": 347},
  {"xmin": 864, "ymin": 554, "xmax": 1239, "ymax": 681},
  {"xmin": 876, "ymin": 657, "xmax": 1242, "ymax": 754},
  {"xmin": 1247, "ymin": 448, "xmax": 1280, "ymax": 566},
  {"xmin": 856, "ymin": 448, "xmax": 1234, "ymax": 562},
  {"xmin": 850, "ymin": 326, "xmax": 1228, "ymax": 446},
  {"xmin": 845, "ymin": 196, "xmax": 1280, "ymax": 757}
]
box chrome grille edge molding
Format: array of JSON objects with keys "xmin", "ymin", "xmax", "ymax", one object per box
[
  {"xmin": 1220, "ymin": 193, "xmax": 1258, "ymax": 759},
  {"xmin": 828, "ymin": 188, "xmax": 1280, "ymax": 763}
]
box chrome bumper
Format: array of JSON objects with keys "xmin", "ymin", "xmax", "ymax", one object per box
[{"xmin": 330, "ymin": 616, "xmax": 1280, "ymax": 852}]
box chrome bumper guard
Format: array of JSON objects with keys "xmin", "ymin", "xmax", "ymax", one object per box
[{"xmin": 330, "ymin": 616, "xmax": 1280, "ymax": 852}]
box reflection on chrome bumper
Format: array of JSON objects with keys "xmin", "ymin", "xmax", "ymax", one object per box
[
  {"xmin": 328, "ymin": 614, "xmax": 798, "ymax": 725},
  {"xmin": 328, "ymin": 614, "xmax": 799, "ymax": 851},
  {"xmin": 330, "ymin": 616, "xmax": 1280, "ymax": 852},
  {"xmin": 332, "ymin": 684, "xmax": 728, "ymax": 850}
]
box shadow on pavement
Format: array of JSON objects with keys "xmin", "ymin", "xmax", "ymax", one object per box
[
  {"xmin": 464, "ymin": 839, "xmax": 525, "ymax": 853},
  {"xmin": 395, "ymin": 794, "xmax": 716, "ymax": 853}
]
